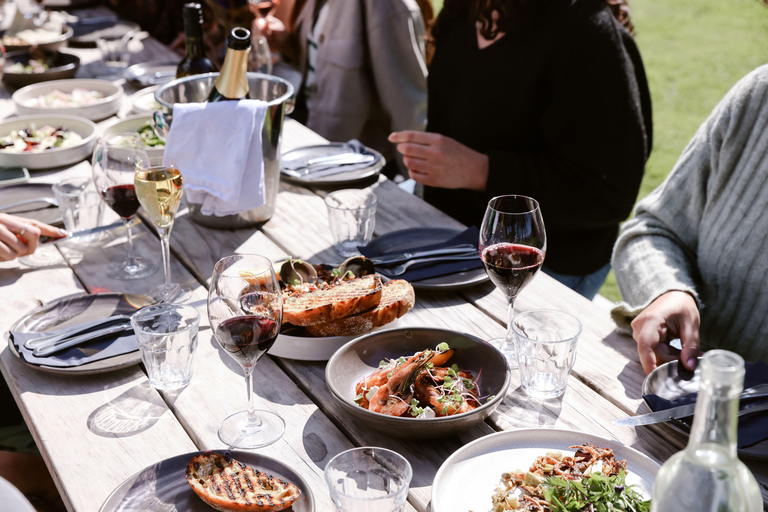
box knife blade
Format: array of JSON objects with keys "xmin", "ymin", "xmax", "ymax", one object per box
[
  {"xmin": 613, "ymin": 384, "xmax": 768, "ymax": 426},
  {"xmin": 41, "ymin": 218, "xmax": 138, "ymax": 244}
]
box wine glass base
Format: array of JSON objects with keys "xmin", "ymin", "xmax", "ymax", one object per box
[
  {"xmin": 108, "ymin": 257, "xmax": 158, "ymax": 280},
  {"xmin": 487, "ymin": 337, "xmax": 519, "ymax": 369},
  {"xmin": 147, "ymin": 283, "xmax": 190, "ymax": 303},
  {"xmin": 218, "ymin": 410, "xmax": 285, "ymax": 449}
]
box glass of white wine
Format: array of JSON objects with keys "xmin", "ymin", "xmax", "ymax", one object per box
[{"xmin": 134, "ymin": 156, "xmax": 186, "ymax": 301}]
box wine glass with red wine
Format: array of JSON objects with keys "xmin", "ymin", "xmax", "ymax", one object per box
[
  {"xmin": 207, "ymin": 254, "xmax": 284, "ymax": 448},
  {"xmin": 479, "ymin": 195, "xmax": 546, "ymax": 368},
  {"xmin": 91, "ymin": 133, "xmax": 158, "ymax": 280}
]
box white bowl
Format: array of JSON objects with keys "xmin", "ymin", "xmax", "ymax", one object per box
[
  {"xmin": 0, "ymin": 115, "xmax": 97, "ymax": 170},
  {"xmin": 12, "ymin": 79, "xmax": 124, "ymax": 121},
  {"xmin": 130, "ymin": 86, "xmax": 162, "ymax": 115},
  {"xmin": 101, "ymin": 114, "xmax": 164, "ymax": 159}
]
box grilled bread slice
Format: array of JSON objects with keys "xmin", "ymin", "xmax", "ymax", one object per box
[
  {"xmin": 305, "ymin": 280, "xmax": 415, "ymax": 337},
  {"xmin": 186, "ymin": 451, "xmax": 300, "ymax": 512},
  {"xmin": 283, "ymin": 274, "xmax": 382, "ymax": 326}
]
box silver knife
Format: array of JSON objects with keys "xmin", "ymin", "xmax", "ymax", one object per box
[
  {"xmin": 41, "ymin": 218, "xmax": 137, "ymax": 244},
  {"xmin": 32, "ymin": 321, "xmax": 133, "ymax": 357},
  {"xmin": 369, "ymin": 244, "xmax": 477, "ymax": 266},
  {"xmin": 613, "ymin": 384, "xmax": 768, "ymax": 426}
]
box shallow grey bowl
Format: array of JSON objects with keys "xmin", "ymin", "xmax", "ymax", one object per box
[{"xmin": 325, "ymin": 327, "xmax": 511, "ymax": 439}]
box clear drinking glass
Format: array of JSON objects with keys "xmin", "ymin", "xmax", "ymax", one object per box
[
  {"xmin": 325, "ymin": 447, "xmax": 413, "ymax": 512},
  {"xmin": 325, "ymin": 189, "xmax": 377, "ymax": 257},
  {"xmin": 52, "ymin": 176, "xmax": 104, "ymax": 241},
  {"xmin": 92, "ymin": 133, "xmax": 158, "ymax": 280},
  {"xmin": 512, "ymin": 309, "xmax": 582, "ymax": 399},
  {"xmin": 479, "ymin": 195, "xmax": 546, "ymax": 368},
  {"xmin": 207, "ymin": 254, "xmax": 284, "ymax": 448},
  {"xmin": 96, "ymin": 33, "xmax": 132, "ymax": 72},
  {"xmin": 134, "ymin": 156, "xmax": 186, "ymax": 301}
]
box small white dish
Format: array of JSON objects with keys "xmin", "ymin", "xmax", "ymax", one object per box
[
  {"xmin": 0, "ymin": 114, "xmax": 97, "ymax": 170},
  {"xmin": 101, "ymin": 114, "xmax": 164, "ymax": 159},
  {"xmin": 12, "ymin": 79, "xmax": 124, "ymax": 121},
  {"xmin": 130, "ymin": 85, "xmax": 161, "ymax": 115}
]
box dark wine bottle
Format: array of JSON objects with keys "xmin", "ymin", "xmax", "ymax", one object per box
[
  {"xmin": 206, "ymin": 27, "xmax": 251, "ymax": 102},
  {"xmin": 176, "ymin": 3, "xmax": 218, "ymax": 79}
]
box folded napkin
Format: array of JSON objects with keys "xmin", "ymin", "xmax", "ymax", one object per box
[
  {"xmin": 10, "ymin": 320, "xmax": 138, "ymax": 368},
  {"xmin": 359, "ymin": 226, "xmax": 483, "ymax": 282},
  {"xmin": 643, "ymin": 361, "xmax": 768, "ymax": 448},
  {"xmin": 281, "ymin": 140, "xmax": 381, "ymax": 178},
  {"xmin": 164, "ymin": 100, "xmax": 268, "ymax": 217}
]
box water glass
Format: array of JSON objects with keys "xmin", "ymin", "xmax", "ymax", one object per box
[
  {"xmin": 324, "ymin": 447, "xmax": 412, "ymax": 512},
  {"xmin": 52, "ymin": 177, "xmax": 103, "ymax": 240},
  {"xmin": 131, "ymin": 304, "xmax": 200, "ymax": 391},
  {"xmin": 512, "ymin": 309, "xmax": 582, "ymax": 399},
  {"xmin": 97, "ymin": 34, "xmax": 131, "ymax": 70},
  {"xmin": 325, "ymin": 189, "xmax": 377, "ymax": 257}
]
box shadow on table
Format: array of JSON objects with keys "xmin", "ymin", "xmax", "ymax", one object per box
[
  {"xmin": 87, "ymin": 380, "xmax": 166, "ymax": 438},
  {"xmin": 490, "ymin": 385, "xmax": 562, "ymax": 430}
]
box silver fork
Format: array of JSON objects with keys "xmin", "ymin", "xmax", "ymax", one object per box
[{"xmin": 379, "ymin": 254, "xmax": 479, "ymax": 277}]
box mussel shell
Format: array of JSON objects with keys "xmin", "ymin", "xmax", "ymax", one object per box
[
  {"xmin": 337, "ymin": 256, "xmax": 375, "ymax": 278},
  {"xmin": 280, "ymin": 259, "xmax": 318, "ymax": 286}
]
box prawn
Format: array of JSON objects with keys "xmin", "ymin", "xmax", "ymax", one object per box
[
  {"xmin": 368, "ymin": 351, "xmax": 435, "ymax": 416},
  {"xmin": 413, "ymin": 366, "xmax": 479, "ymax": 416}
]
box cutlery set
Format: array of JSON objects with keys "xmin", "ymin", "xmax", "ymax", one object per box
[
  {"xmin": 370, "ymin": 244, "xmax": 480, "ymax": 277},
  {"xmin": 281, "ymin": 152, "xmax": 375, "ymax": 178}
]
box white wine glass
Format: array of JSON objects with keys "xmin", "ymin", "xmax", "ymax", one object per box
[
  {"xmin": 208, "ymin": 254, "xmax": 284, "ymax": 448},
  {"xmin": 134, "ymin": 156, "xmax": 187, "ymax": 301},
  {"xmin": 479, "ymin": 195, "xmax": 546, "ymax": 368},
  {"xmin": 92, "ymin": 133, "xmax": 158, "ymax": 280}
]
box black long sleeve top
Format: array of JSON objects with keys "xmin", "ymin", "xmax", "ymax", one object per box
[{"xmin": 424, "ymin": 0, "xmax": 652, "ymax": 276}]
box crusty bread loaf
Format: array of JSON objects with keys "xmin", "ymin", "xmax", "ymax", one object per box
[
  {"xmin": 186, "ymin": 451, "xmax": 300, "ymax": 512},
  {"xmin": 283, "ymin": 274, "xmax": 382, "ymax": 326},
  {"xmin": 305, "ymin": 280, "xmax": 415, "ymax": 337}
]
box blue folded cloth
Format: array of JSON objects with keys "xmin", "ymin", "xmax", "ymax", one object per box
[
  {"xmin": 643, "ymin": 361, "xmax": 768, "ymax": 448},
  {"xmin": 359, "ymin": 226, "xmax": 483, "ymax": 282}
]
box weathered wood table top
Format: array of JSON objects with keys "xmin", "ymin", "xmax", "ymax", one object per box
[{"xmin": 0, "ymin": 16, "xmax": 766, "ymax": 512}]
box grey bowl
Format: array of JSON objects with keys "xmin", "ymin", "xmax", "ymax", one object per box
[
  {"xmin": 325, "ymin": 327, "xmax": 511, "ymax": 439},
  {"xmin": 3, "ymin": 51, "xmax": 80, "ymax": 89}
]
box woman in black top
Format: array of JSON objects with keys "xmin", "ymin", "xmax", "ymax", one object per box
[{"xmin": 390, "ymin": 0, "xmax": 652, "ymax": 299}]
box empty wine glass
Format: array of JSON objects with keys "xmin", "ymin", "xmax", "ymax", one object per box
[
  {"xmin": 208, "ymin": 254, "xmax": 284, "ymax": 448},
  {"xmin": 92, "ymin": 133, "xmax": 158, "ymax": 280},
  {"xmin": 479, "ymin": 195, "xmax": 546, "ymax": 368}
]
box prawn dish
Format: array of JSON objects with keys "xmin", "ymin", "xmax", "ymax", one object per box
[{"xmin": 355, "ymin": 343, "xmax": 482, "ymax": 418}]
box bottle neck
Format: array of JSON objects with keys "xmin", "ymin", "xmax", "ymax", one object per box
[
  {"xmin": 183, "ymin": 11, "xmax": 206, "ymax": 59},
  {"xmin": 214, "ymin": 47, "xmax": 250, "ymax": 99}
]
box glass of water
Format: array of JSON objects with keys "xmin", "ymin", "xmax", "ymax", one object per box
[
  {"xmin": 96, "ymin": 33, "xmax": 132, "ymax": 71},
  {"xmin": 324, "ymin": 189, "xmax": 377, "ymax": 258},
  {"xmin": 52, "ymin": 177, "xmax": 104, "ymax": 242},
  {"xmin": 325, "ymin": 447, "xmax": 412, "ymax": 512},
  {"xmin": 131, "ymin": 304, "xmax": 200, "ymax": 390},
  {"xmin": 512, "ymin": 309, "xmax": 582, "ymax": 399}
]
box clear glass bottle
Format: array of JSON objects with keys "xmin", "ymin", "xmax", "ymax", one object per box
[
  {"xmin": 207, "ymin": 27, "xmax": 250, "ymax": 102},
  {"xmin": 650, "ymin": 350, "xmax": 762, "ymax": 511}
]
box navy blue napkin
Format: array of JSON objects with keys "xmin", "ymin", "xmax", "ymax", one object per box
[
  {"xmin": 10, "ymin": 321, "xmax": 138, "ymax": 368},
  {"xmin": 643, "ymin": 361, "xmax": 768, "ymax": 448},
  {"xmin": 359, "ymin": 226, "xmax": 483, "ymax": 282}
]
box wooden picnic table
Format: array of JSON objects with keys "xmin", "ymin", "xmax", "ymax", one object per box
[{"xmin": 0, "ymin": 12, "xmax": 766, "ymax": 511}]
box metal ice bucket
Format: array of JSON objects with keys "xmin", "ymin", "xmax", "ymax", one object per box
[{"xmin": 153, "ymin": 72, "xmax": 294, "ymax": 229}]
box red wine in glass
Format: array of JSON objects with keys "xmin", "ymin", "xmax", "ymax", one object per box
[
  {"xmin": 479, "ymin": 195, "xmax": 546, "ymax": 368},
  {"xmin": 216, "ymin": 316, "xmax": 278, "ymax": 366},
  {"xmin": 102, "ymin": 184, "xmax": 140, "ymax": 219}
]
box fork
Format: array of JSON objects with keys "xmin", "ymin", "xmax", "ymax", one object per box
[{"xmin": 379, "ymin": 254, "xmax": 480, "ymax": 277}]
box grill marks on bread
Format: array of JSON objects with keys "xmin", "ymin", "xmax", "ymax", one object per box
[
  {"xmin": 282, "ymin": 274, "xmax": 382, "ymax": 326},
  {"xmin": 186, "ymin": 451, "xmax": 300, "ymax": 512}
]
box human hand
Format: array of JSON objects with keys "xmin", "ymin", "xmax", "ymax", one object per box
[
  {"xmin": 388, "ymin": 131, "xmax": 489, "ymax": 191},
  {"xmin": 252, "ymin": 15, "xmax": 286, "ymax": 50},
  {"xmin": 630, "ymin": 290, "xmax": 702, "ymax": 375},
  {"xmin": 0, "ymin": 214, "xmax": 66, "ymax": 262}
]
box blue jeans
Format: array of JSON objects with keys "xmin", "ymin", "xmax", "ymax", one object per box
[{"xmin": 542, "ymin": 263, "xmax": 611, "ymax": 300}]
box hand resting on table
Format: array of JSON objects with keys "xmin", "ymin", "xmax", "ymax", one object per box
[{"xmin": 0, "ymin": 213, "xmax": 65, "ymax": 262}]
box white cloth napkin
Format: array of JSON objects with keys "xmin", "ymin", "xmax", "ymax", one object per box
[{"xmin": 163, "ymin": 100, "xmax": 268, "ymax": 217}]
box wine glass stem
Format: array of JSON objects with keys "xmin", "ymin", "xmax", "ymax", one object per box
[
  {"xmin": 124, "ymin": 218, "xmax": 137, "ymax": 267},
  {"xmin": 159, "ymin": 229, "xmax": 171, "ymax": 288},
  {"xmin": 244, "ymin": 366, "xmax": 263, "ymax": 429},
  {"xmin": 505, "ymin": 296, "xmax": 516, "ymax": 351}
]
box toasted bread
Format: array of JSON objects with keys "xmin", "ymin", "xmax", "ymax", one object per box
[
  {"xmin": 186, "ymin": 451, "xmax": 300, "ymax": 512},
  {"xmin": 283, "ymin": 274, "xmax": 382, "ymax": 326},
  {"xmin": 305, "ymin": 280, "xmax": 415, "ymax": 337}
]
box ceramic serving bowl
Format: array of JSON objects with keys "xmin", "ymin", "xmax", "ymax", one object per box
[
  {"xmin": 0, "ymin": 114, "xmax": 97, "ymax": 170},
  {"xmin": 12, "ymin": 78, "xmax": 123, "ymax": 121},
  {"xmin": 326, "ymin": 327, "xmax": 511, "ymax": 439},
  {"xmin": 101, "ymin": 114, "xmax": 164, "ymax": 160},
  {"xmin": 2, "ymin": 51, "xmax": 80, "ymax": 89},
  {"xmin": 3, "ymin": 25, "xmax": 74, "ymax": 53},
  {"xmin": 130, "ymin": 85, "xmax": 161, "ymax": 115}
]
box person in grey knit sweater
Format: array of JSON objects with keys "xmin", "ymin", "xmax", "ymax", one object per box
[{"xmin": 612, "ymin": 64, "xmax": 768, "ymax": 375}]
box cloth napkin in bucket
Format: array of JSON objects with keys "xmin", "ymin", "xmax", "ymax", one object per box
[
  {"xmin": 643, "ymin": 360, "xmax": 768, "ymax": 448},
  {"xmin": 359, "ymin": 226, "xmax": 483, "ymax": 282},
  {"xmin": 164, "ymin": 100, "xmax": 268, "ymax": 217}
]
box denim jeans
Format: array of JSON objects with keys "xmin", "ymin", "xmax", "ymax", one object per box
[{"xmin": 542, "ymin": 263, "xmax": 611, "ymax": 300}]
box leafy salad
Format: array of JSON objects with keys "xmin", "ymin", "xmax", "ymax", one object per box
[{"xmin": 0, "ymin": 124, "xmax": 83, "ymax": 153}]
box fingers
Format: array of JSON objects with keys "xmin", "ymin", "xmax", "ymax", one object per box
[
  {"xmin": 388, "ymin": 131, "xmax": 440, "ymax": 145},
  {"xmin": 28, "ymin": 219, "xmax": 67, "ymax": 239},
  {"xmin": 632, "ymin": 318, "xmax": 664, "ymax": 375},
  {"xmin": 678, "ymin": 315, "xmax": 701, "ymax": 371},
  {"xmin": 0, "ymin": 222, "xmax": 28, "ymax": 261}
]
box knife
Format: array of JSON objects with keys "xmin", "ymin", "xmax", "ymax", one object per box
[
  {"xmin": 613, "ymin": 383, "xmax": 768, "ymax": 426},
  {"xmin": 41, "ymin": 218, "xmax": 138, "ymax": 244},
  {"xmin": 369, "ymin": 244, "xmax": 477, "ymax": 266}
]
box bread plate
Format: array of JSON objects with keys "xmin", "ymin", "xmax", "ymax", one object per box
[
  {"xmin": 13, "ymin": 78, "xmax": 123, "ymax": 121},
  {"xmin": 326, "ymin": 327, "xmax": 511, "ymax": 439},
  {"xmin": 0, "ymin": 114, "xmax": 97, "ymax": 170},
  {"xmin": 101, "ymin": 114, "xmax": 164, "ymax": 159},
  {"xmin": 431, "ymin": 428, "xmax": 659, "ymax": 512}
]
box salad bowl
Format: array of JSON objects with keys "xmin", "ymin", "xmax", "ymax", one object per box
[
  {"xmin": 0, "ymin": 114, "xmax": 97, "ymax": 170},
  {"xmin": 12, "ymin": 79, "xmax": 123, "ymax": 121},
  {"xmin": 2, "ymin": 51, "xmax": 80, "ymax": 90},
  {"xmin": 101, "ymin": 115, "xmax": 165, "ymax": 159}
]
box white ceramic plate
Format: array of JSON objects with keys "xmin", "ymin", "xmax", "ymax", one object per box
[
  {"xmin": 101, "ymin": 114, "xmax": 165, "ymax": 159},
  {"xmin": 0, "ymin": 114, "xmax": 97, "ymax": 170},
  {"xmin": 130, "ymin": 85, "xmax": 162, "ymax": 115},
  {"xmin": 12, "ymin": 79, "xmax": 124, "ymax": 121},
  {"xmin": 431, "ymin": 428, "xmax": 660, "ymax": 512}
]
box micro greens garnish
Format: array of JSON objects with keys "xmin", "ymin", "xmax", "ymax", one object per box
[
  {"xmin": 436, "ymin": 342, "xmax": 450, "ymax": 352},
  {"xmin": 542, "ymin": 471, "xmax": 650, "ymax": 512},
  {"xmin": 409, "ymin": 398, "xmax": 424, "ymax": 416}
]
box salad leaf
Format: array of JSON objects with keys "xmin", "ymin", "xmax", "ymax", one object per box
[{"xmin": 542, "ymin": 471, "xmax": 650, "ymax": 512}]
